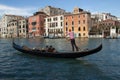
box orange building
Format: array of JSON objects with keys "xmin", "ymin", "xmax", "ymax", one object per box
[
  {"xmin": 28, "ymin": 12, "xmax": 47, "ymax": 37},
  {"xmin": 64, "ymin": 8, "xmax": 91, "ymax": 37}
]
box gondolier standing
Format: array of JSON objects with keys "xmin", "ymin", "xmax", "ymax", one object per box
[{"xmin": 66, "ymin": 29, "xmax": 79, "ymax": 51}]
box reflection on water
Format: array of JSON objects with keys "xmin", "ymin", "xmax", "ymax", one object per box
[{"xmin": 0, "ymin": 38, "xmax": 120, "ymax": 80}]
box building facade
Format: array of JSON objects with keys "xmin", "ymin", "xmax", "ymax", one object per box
[
  {"xmin": 40, "ymin": 6, "xmax": 66, "ymax": 16},
  {"xmin": 18, "ymin": 19, "xmax": 28, "ymax": 38},
  {"xmin": 0, "ymin": 14, "xmax": 24, "ymax": 38},
  {"xmin": 44, "ymin": 15, "xmax": 64, "ymax": 37},
  {"xmin": 7, "ymin": 18, "xmax": 28, "ymax": 38},
  {"xmin": 28, "ymin": 12, "xmax": 47, "ymax": 37},
  {"xmin": 91, "ymin": 13, "xmax": 117, "ymax": 22},
  {"xmin": 98, "ymin": 19, "xmax": 120, "ymax": 37},
  {"xmin": 90, "ymin": 13, "xmax": 118, "ymax": 37},
  {"xmin": 64, "ymin": 10, "xmax": 91, "ymax": 38},
  {"xmin": 7, "ymin": 20, "xmax": 18, "ymax": 38}
]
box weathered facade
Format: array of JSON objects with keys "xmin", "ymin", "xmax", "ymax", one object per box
[
  {"xmin": 7, "ymin": 18, "xmax": 28, "ymax": 38},
  {"xmin": 0, "ymin": 14, "xmax": 24, "ymax": 38},
  {"xmin": 28, "ymin": 12, "xmax": 47, "ymax": 37},
  {"xmin": 18, "ymin": 19, "xmax": 28, "ymax": 38}
]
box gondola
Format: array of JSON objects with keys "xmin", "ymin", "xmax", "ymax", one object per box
[{"xmin": 12, "ymin": 40, "xmax": 102, "ymax": 58}]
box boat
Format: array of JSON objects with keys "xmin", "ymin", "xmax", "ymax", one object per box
[{"xmin": 12, "ymin": 40, "xmax": 102, "ymax": 58}]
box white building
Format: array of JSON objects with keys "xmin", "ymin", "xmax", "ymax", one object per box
[
  {"xmin": 91, "ymin": 13, "xmax": 117, "ymax": 21},
  {"xmin": 0, "ymin": 14, "xmax": 24, "ymax": 38},
  {"xmin": 44, "ymin": 15, "xmax": 64, "ymax": 37}
]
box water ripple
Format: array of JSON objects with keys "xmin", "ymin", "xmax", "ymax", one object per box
[{"xmin": 0, "ymin": 38, "xmax": 120, "ymax": 80}]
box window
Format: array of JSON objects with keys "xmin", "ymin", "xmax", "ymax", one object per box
[
  {"xmin": 79, "ymin": 33, "xmax": 81, "ymax": 37},
  {"xmin": 78, "ymin": 27, "xmax": 81, "ymax": 31},
  {"xmin": 83, "ymin": 33, "xmax": 85, "ymax": 36},
  {"xmin": 23, "ymin": 21, "xmax": 25, "ymax": 23},
  {"xmin": 32, "ymin": 22, "xmax": 36, "ymax": 25},
  {"xmin": 66, "ymin": 22, "xmax": 68, "ymax": 26},
  {"xmin": 72, "ymin": 27, "xmax": 74, "ymax": 31},
  {"xmin": 83, "ymin": 15, "xmax": 85, "ymax": 17},
  {"xmin": 83, "ymin": 20, "xmax": 85, "ymax": 24},
  {"xmin": 60, "ymin": 16, "xmax": 63, "ymax": 20},
  {"xmin": 72, "ymin": 21, "xmax": 74, "ymax": 25},
  {"xmin": 48, "ymin": 29, "xmax": 49, "ymax": 32},
  {"xmin": 32, "ymin": 27, "xmax": 36, "ymax": 30},
  {"xmin": 23, "ymin": 30, "xmax": 25, "ymax": 33},
  {"xmin": 56, "ymin": 23, "xmax": 58, "ymax": 27},
  {"xmin": 19, "ymin": 30, "xmax": 21, "ymax": 33},
  {"xmin": 78, "ymin": 21, "xmax": 80, "ymax": 24},
  {"xmin": 12, "ymin": 23, "xmax": 14, "ymax": 26},
  {"xmin": 19, "ymin": 26, "xmax": 21, "ymax": 28},
  {"xmin": 23, "ymin": 25, "xmax": 25, "ymax": 28},
  {"xmin": 83, "ymin": 27, "xmax": 86, "ymax": 31},
  {"xmin": 53, "ymin": 17, "xmax": 57, "ymax": 21},
  {"xmin": 61, "ymin": 22, "xmax": 63, "ymax": 26}
]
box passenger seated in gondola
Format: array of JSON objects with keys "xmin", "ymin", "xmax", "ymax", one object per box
[
  {"xmin": 47, "ymin": 45, "xmax": 53, "ymax": 52},
  {"xmin": 47, "ymin": 45, "xmax": 56, "ymax": 52},
  {"xmin": 52, "ymin": 48, "xmax": 57, "ymax": 53}
]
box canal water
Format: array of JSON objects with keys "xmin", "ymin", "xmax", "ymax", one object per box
[{"xmin": 0, "ymin": 38, "xmax": 120, "ymax": 80}]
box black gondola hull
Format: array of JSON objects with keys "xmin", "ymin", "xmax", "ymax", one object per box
[{"xmin": 12, "ymin": 41, "xmax": 102, "ymax": 58}]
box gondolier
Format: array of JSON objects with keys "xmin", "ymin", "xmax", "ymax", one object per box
[{"xmin": 66, "ymin": 29, "xmax": 78, "ymax": 51}]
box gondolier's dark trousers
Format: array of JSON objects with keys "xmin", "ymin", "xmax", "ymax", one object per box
[{"xmin": 70, "ymin": 39, "xmax": 78, "ymax": 51}]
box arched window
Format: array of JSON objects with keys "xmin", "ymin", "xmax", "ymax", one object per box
[
  {"xmin": 72, "ymin": 27, "xmax": 74, "ymax": 31},
  {"xmin": 83, "ymin": 27, "xmax": 86, "ymax": 31},
  {"xmin": 72, "ymin": 21, "xmax": 74, "ymax": 25},
  {"xmin": 79, "ymin": 33, "xmax": 81, "ymax": 37},
  {"xmin": 78, "ymin": 27, "xmax": 81, "ymax": 31},
  {"xmin": 66, "ymin": 22, "xmax": 68, "ymax": 26}
]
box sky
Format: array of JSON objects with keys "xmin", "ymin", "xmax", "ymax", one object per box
[{"xmin": 0, "ymin": 0, "xmax": 120, "ymax": 17}]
